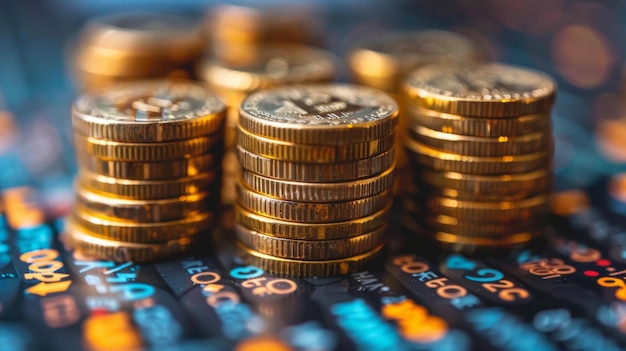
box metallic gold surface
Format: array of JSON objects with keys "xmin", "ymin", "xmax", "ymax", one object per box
[
  {"xmin": 237, "ymin": 146, "xmax": 395, "ymax": 182},
  {"xmin": 77, "ymin": 171, "xmax": 217, "ymax": 200},
  {"xmin": 235, "ymin": 241, "xmax": 384, "ymax": 277},
  {"xmin": 74, "ymin": 133, "xmax": 223, "ymax": 161},
  {"xmin": 241, "ymin": 165, "xmax": 395, "ymax": 202},
  {"xmin": 405, "ymin": 139, "xmax": 552, "ymax": 175},
  {"xmin": 237, "ymin": 182, "xmax": 392, "ymax": 223},
  {"xmin": 234, "ymin": 223, "xmax": 388, "ymax": 260},
  {"xmin": 65, "ymin": 220, "xmax": 199, "ymax": 263},
  {"xmin": 76, "ymin": 185, "xmax": 214, "ymax": 222},
  {"xmin": 71, "ymin": 206, "xmax": 213, "ymax": 242},
  {"xmin": 235, "ymin": 203, "xmax": 391, "ymax": 240},
  {"xmin": 237, "ymin": 126, "xmax": 395, "ymax": 163},
  {"xmin": 410, "ymin": 125, "xmax": 550, "ymax": 157},
  {"xmin": 403, "ymin": 62, "xmax": 556, "ymax": 117}
]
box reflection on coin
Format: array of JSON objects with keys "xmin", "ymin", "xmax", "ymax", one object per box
[
  {"xmin": 72, "ymin": 80, "xmax": 225, "ymax": 142},
  {"xmin": 239, "ymin": 84, "xmax": 398, "ymax": 144},
  {"xmin": 404, "ymin": 62, "xmax": 556, "ymax": 117}
]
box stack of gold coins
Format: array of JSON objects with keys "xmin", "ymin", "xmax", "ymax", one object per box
[
  {"xmin": 198, "ymin": 45, "xmax": 336, "ymax": 204},
  {"xmin": 235, "ymin": 84, "xmax": 398, "ymax": 276},
  {"xmin": 402, "ymin": 63, "xmax": 556, "ymax": 252},
  {"xmin": 347, "ymin": 30, "xmax": 479, "ymax": 194},
  {"xmin": 70, "ymin": 12, "xmax": 203, "ymax": 91},
  {"xmin": 65, "ymin": 80, "xmax": 226, "ymax": 262}
]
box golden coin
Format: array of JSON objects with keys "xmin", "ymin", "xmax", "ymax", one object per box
[
  {"xmin": 405, "ymin": 139, "xmax": 552, "ymax": 175},
  {"xmin": 235, "ymin": 203, "xmax": 391, "ymax": 240},
  {"xmin": 237, "ymin": 126, "xmax": 395, "ymax": 163},
  {"xmin": 75, "ymin": 151, "xmax": 220, "ymax": 180},
  {"xmin": 403, "ymin": 62, "xmax": 556, "ymax": 117},
  {"xmin": 241, "ymin": 166, "xmax": 395, "ymax": 202},
  {"xmin": 237, "ymin": 182, "xmax": 392, "ymax": 223},
  {"xmin": 237, "ymin": 146, "xmax": 395, "ymax": 182},
  {"xmin": 77, "ymin": 171, "xmax": 218, "ymax": 200},
  {"xmin": 348, "ymin": 30, "xmax": 478, "ymax": 93},
  {"xmin": 74, "ymin": 133, "xmax": 223, "ymax": 161},
  {"xmin": 65, "ymin": 220, "xmax": 198, "ymax": 263},
  {"xmin": 403, "ymin": 219, "xmax": 537, "ymax": 251},
  {"xmin": 71, "ymin": 206, "xmax": 213, "ymax": 242},
  {"xmin": 407, "ymin": 105, "xmax": 551, "ymax": 137},
  {"xmin": 410, "ymin": 125, "xmax": 551, "ymax": 156},
  {"xmin": 235, "ymin": 241, "xmax": 384, "ymax": 277},
  {"xmin": 235, "ymin": 223, "xmax": 387, "ymax": 260},
  {"xmin": 410, "ymin": 192, "xmax": 549, "ymax": 223},
  {"xmin": 416, "ymin": 168, "xmax": 552, "ymax": 199},
  {"xmin": 76, "ymin": 185, "xmax": 214, "ymax": 222},
  {"xmin": 239, "ymin": 84, "xmax": 398, "ymax": 145},
  {"xmin": 72, "ymin": 80, "xmax": 226, "ymax": 142}
]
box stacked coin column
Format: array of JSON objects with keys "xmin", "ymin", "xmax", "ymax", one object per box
[
  {"xmin": 347, "ymin": 31, "xmax": 478, "ymax": 194},
  {"xmin": 235, "ymin": 84, "xmax": 397, "ymax": 276},
  {"xmin": 401, "ymin": 63, "xmax": 556, "ymax": 252},
  {"xmin": 66, "ymin": 81, "xmax": 226, "ymax": 262},
  {"xmin": 199, "ymin": 45, "xmax": 336, "ymax": 204}
]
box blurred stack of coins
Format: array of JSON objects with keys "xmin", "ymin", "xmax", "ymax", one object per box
[
  {"xmin": 235, "ymin": 85, "xmax": 398, "ymax": 276},
  {"xmin": 70, "ymin": 12, "xmax": 203, "ymax": 91},
  {"xmin": 347, "ymin": 30, "xmax": 478, "ymax": 194},
  {"xmin": 199, "ymin": 45, "xmax": 336, "ymax": 204},
  {"xmin": 402, "ymin": 63, "xmax": 556, "ymax": 252},
  {"xmin": 65, "ymin": 81, "xmax": 226, "ymax": 262}
]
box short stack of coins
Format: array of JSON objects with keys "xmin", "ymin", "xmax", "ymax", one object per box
[
  {"xmin": 235, "ymin": 84, "xmax": 398, "ymax": 276},
  {"xmin": 347, "ymin": 30, "xmax": 478, "ymax": 194},
  {"xmin": 198, "ymin": 45, "xmax": 336, "ymax": 204},
  {"xmin": 402, "ymin": 63, "xmax": 556, "ymax": 252},
  {"xmin": 70, "ymin": 12, "xmax": 203, "ymax": 92},
  {"xmin": 65, "ymin": 80, "xmax": 226, "ymax": 262}
]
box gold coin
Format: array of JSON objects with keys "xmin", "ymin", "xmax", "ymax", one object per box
[
  {"xmin": 71, "ymin": 206, "xmax": 213, "ymax": 242},
  {"xmin": 410, "ymin": 125, "xmax": 551, "ymax": 156},
  {"xmin": 72, "ymin": 80, "xmax": 226, "ymax": 142},
  {"xmin": 65, "ymin": 220, "xmax": 198, "ymax": 263},
  {"xmin": 405, "ymin": 139, "xmax": 552, "ymax": 175},
  {"xmin": 416, "ymin": 168, "xmax": 552, "ymax": 199},
  {"xmin": 241, "ymin": 166, "xmax": 395, "ymax": 202},
  {"xmin": 403, "ymin": 219, "xmax": 537, "ymax": 252},
  {"xmin": 76, "ymin": 185, "xmax": 214, "ymax": 222},
  {"xmin": 237, "ymin": 126, "xmax": 395, "ymax": 163},
  {"xmin": 235, "ymin": 203, "xmax": 391, "ymax": 240},
  {"xmin": 348, "ymin": 30, "xmax": 478, "ymax": 93},
  {"xmin": 235, "ymin": 223, "xmax": 387, "ymax": 260},
  {"xmin": 237, "ymin": 146, "xmax": 395, "ymax": 182},
  {"xmin": 239, "ymin": 84, "xmax": 398, "ymax": 145},
  {"xmin": 403, "ymin": 62, "xmax": 556, "ymax": 117},
  {"xmin": 407, "ymin": 105, "xmax": 551, "ymax": 137},
  {"xmin": 237, "ymin": 182, "xmax": 392, "ymax": 223},
  {"xmin": 78, "ymin": 171, "xmax": 218, "ymax": 200},
  {"xmin": 74, "ymin": 133, "xmax": 223, "ymax": 161},
  {"xmin": 75, "ymin": 151, "xmax": 220, "ymax": 180},
  {"xmin": 235, "ymin": 241, "xmax": 384, "ymax": 277},
  {"xmin": 410, "ymin": 192, "xmax": 549, "ymax": 223}
]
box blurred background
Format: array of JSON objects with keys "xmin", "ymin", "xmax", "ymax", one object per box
[{"xmin": 0, "ymin": 0, "xmax": 624, "ymax": 213}]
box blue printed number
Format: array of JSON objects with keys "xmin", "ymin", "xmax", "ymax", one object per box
[
  {"xmin": 464, "ymin": 268, "xmax": 504, "ymax": 283},
  {"xmin": 230, "ymin": 266, "xmax": 264, "ymax": 279},
  {"xmin": 445, "ymin": 254, "xmax": 476, "ymax": 271}
]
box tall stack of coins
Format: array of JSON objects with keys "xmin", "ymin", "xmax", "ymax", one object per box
[
  {"xmin": 199, "ymin": 45, "xmax": 336, "ymax": 203},
  {"xmin": 235, "ymin": 84, "xmax": 398, "ymax": 276},
  {"xmin": 347, "ymin": 31, "xmax": 478, "ymax": 193},
  {"xmin": 402, "ymin": 63, "xmax": 556, "ymax": 252},
  {"xmin": 70, "ymin": 12, "xmax": 203, "ymax": 91},
  {"xmin": 65, "ymin": 81, "xmax": 226, "ymax": 262}
]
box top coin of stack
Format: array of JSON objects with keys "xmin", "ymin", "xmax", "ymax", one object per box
[
  {"xmin": 70, "ymin": 12, "xmax": 203, "ymax": 91},
  {"xmin": 347, "ymin": 30, "xmax": 479, "ymax": 193},
  {"xmin": 65, "ymin": 80, "xmax": 226, "ymax": 262},
  {"xmin": 235, "ymin": 84, "xmax": 398, "ymax": 276},
  {"xmin": 402, "ymin": 62, "xmax": 556, "ymax": 252}
]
